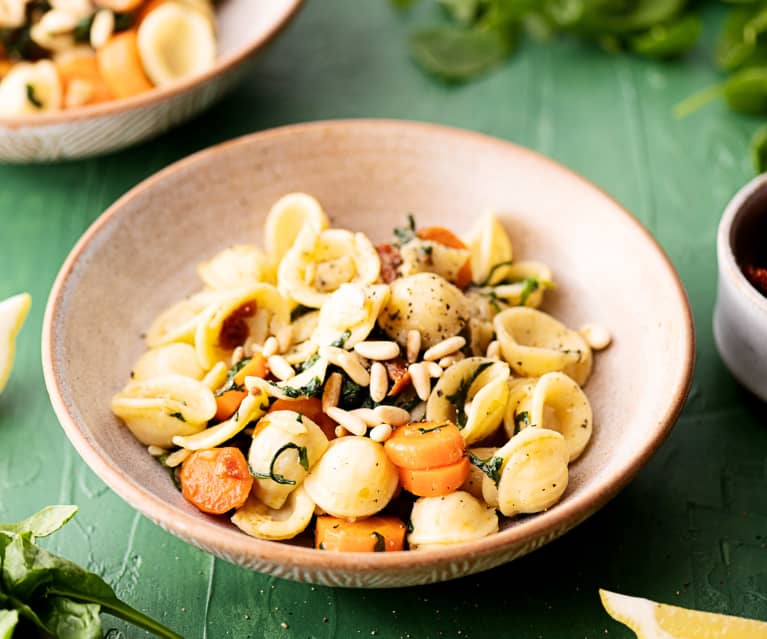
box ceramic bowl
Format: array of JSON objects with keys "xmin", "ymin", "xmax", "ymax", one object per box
[
  {"xmin": 42, "ymin": 120, "xmax": 694, "ymax": 587},
  {"xmin": 714, "ymin": 175, "xmax": 767, "ymax": 401},
  {"xmin": 0, "ymin": 0, "xmax": 301, "ymax": 163}
]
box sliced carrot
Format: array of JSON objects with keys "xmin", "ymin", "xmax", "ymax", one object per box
[
  {"xmin": 97, "ymin": 31, "xmax": 153, "ymax": 99},
  {"xmin": 398, "ymin": 457, "xmax": 470, "ymax": 498},
  {"xmin": 180, "ymin": 447, "xmax": 253, "ymax": 515},
  {"xmin": 384, "ymin": 421, "xmax": 465, "ymax": 470},
  {"xmin": 56, "ymin": 55, "xmax": 113, "ymax": 105},
  {"xmin": 315, "ymin": 516, "xmax": 406, "ymax": 552},
  {"xmin": 416, "ymin": 227, "xmax": 473, "ymax": 289},
  {"xmin": 214, "ymin": 353, "xmax": 268, "ymax": 422},
  {"xmin": 268, "ymin": 397, "xmax": 337, "ymax": 440}
]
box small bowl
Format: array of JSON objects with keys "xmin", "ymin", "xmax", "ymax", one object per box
[
  {"xmin": 0, "ymin": 0, "xmax": 301, "ymax": 163},
  {"xmin": 42, "ymin": 120, "xmax": 694, "ymax": 587},
  {"xmin": 714, "ymin": 175, "xmax": 767, "ymax": 401}
]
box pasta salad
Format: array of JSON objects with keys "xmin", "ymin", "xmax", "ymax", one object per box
[
  {"xmin": 111, "ymin": 193, "xmax": 611, "ymax": 552},
  {"xmin": 0, "ymin": 0, "xmax": 216, "ymax": 115}
]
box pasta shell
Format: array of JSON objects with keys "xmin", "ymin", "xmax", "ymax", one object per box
[
  {"xmin": 131, "ymin": 343, "xmax": 204, "ymax": 381},
  {"xmin": 145, "ymin": 290, "xmax": 223, "ymax": 348},
  {"xmin": 277, "ymin": 226, "xmax": 380, "ymax": 308},
  {"xmin": 408, "ymin": 491, "xmax": 498, "ymax": 549},
  {"xmin": 247, "ymin": 356, "xmax": 328, "ymax": 400},
  {"xmin": 462, "ymin": 447, "xmax": 498, "ymax": 500},
  {"xmin": 0, "ymin": 61, "xmax": 62, "ymax": 116},
  {"xmin": 526, "ymin": 372, "xmax": 593, "ymax": 462},
  {"xmin": 482, "ymin": 261, "xmax": 553, "ymax": 308},
  {"xmin": 426, "ymin": 357, "xmax": 510, "ymax": 445},
  {"xmin": 399, "ymin": 239, "xmax": 471, "ymax": 285},
  {"xmin": 264, "ymin": 193, "xmax": 329, "ymax": 262},
  {"xmin": 302, "ymin": 437, "xmax": 398, "ymax": 519},
  {"xmin": 492, "ymin": 427, "xmax": 569, "ymax": 517},
  {"xmin": 493, "ymin": 307, "xmax": 593, "ymax": 385},
  {"xmin": 195, "ymin": 284, "xmax": 290, "ymax": 369},
  {"xmin": 137, "ymin": 1, "xmax": 216, "ymax": 87},
  {"xmin": 311, "ymin": 283, "xmax": 390, "ymax": 348},
  {"xmin": 231, "ymin": 486, "xmax": 315, "ymax": 541},
  {"xmin": 172, "ymin": 388, "xmax": 270, "ymax": 451},
  {"xmin": 111, "ymin": 374, "xmax": 216, "ymax": 448},
  {"xmin": 463, "ymin": 211, "xmax": 513, "ymax": 285},
  {"xmin": 501, "ymin": 376, "xmax": 537, "ymax": 439},
  {"xmin": 197, "ymin": 245, "xmax": 276, "ymax": 290},
  {"xmin": 248, "ymin": 410, "xmax": 329, "ymax": 510},
  {"xmin": 378, "ymin": 273, "xmax": 470, "ymax": 349}
]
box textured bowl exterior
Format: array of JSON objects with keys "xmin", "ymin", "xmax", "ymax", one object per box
[
  {"xmin": 0, "ymin": 0, "xmax": 301, "ymax": 162},
  {"xmin": 714, "ymin": 174, "xmax": 767, "ymax": 401},
  {"xmin": 42, "ymin": 120, "xmax": 695, "ymax": 587}
]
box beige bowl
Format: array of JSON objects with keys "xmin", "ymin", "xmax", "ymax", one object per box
[
  {"xmin": 0, "ymin": 0, "xmax": 301, "ymax": 162},
  {"xmin": 42, "ymin": 120, "xmax": 694, "ymax": 587}
]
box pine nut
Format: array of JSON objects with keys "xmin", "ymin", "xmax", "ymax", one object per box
[
  {"xmin": 40, "ymin": 9, "xmax": 77, "ymax": 34},
  {"xmin": 147, "ymin": 445, "xmax": 166, "ymax": 456},
  {"xmin": 262, "ymin": 336, "xmax": 279, "ymax": 358},
  {"xmin": 268, "ymin": 355, "xmax": 295, "ymax": 381},
  {"xmin": 90, "ymin": 9, "xmax": 114, "ymax": 49},
  {"xmin": 338, "ymin": 352, "xmax": 371, "ymax": 386},
  {"xmin": 334, "ymin": 425, "xmax": 348, "ymax": 438},
  {"xmin": 408, "ymin": 362, "xmax": 432, "ymax": 401},
  {"xmin": 283, "ymin": 340, "xmax": 318, "ymax": 365},
  {"xmin": 353, "ymin": 340, "xmax": 400, "ymax": 361},
  {"xmin": 373, "ymin": 405, "xmax": 411, "ymax": 426},
  {"xmin": 410, "ymin": 401, "xmax": 427, "ymax": 422},
  {"xmin": 464, "ymin": 400, "xmax": 473, "ymax": 416},
  {"xmin": 326, "ymin": 406, "xmax": 367, "ymax": 436},
  {"xmin": 486, "ymin": 340, "xmax": 501, "ymax": 360},
  {"xmin": 579, "ymin": 323, "xmax": 611, "ymax": 350},
  {"xmin": 202, "ymin": 361, "xmax": 228, "ymax": 391},
  {"xmin": 369, "ymin": 423, "xmax": 393, "ymax": 443},
  {"xmin": 231, "ymin": 345, "xmax": 245, "ymax": 366},
  {"xmin": 425, "ymin": 361, "xmax": 443, "ymax": 378},
  {"xmin": 423, "ymin": 336, "xmax": 466, "ymax": 361},
  {"xmin": 349, "ymin": 408, "xmax": 379, "ymax": 426},
  {"xmin": 406, "ymin": 329, "xmax": 421, "ymax": 363},
  {"xmin": 276, "ymin": 325, "xmax": 294, "ymax": 353},
  {"xmin": 439, "ymin": 353, "xmax": 465, "ymax": 368},
  {"xmin": 164, "ymin": 448, "xmax": 190, "ymax": 468},
  {"xmin": 322, "ymin": 372, "xmax": 342, "ymax": 412},
  {"xmin": 369, "ymin": 362, "xmax": 389, "ymax": 402}
]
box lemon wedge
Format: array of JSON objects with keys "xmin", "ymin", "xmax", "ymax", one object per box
[
  {"xmin": 0, "ymin": 293, "xmax": 31, "ymax": 395},
  {"xmin": 137, "ymin": 1, "xmax": 216, "ymax": 87},
  {"xmin": 463, "ymin": 211, "xmax": 513, "ymax": 285},
  {"xmin": 264, "ymin": 193, "xmax": 330, "ymax": 262},
  {"xmin": 600, "ymin": 589, "xmax": 767, "ymax": 639}
]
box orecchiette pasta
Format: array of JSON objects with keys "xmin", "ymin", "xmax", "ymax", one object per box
[{"xmin": 112, "ymin": 195, "xmax": 610, "ymax": 551}]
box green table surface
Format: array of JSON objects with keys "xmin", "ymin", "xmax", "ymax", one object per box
[{"xmin": 2, "ymin": 2, "xmax": 767, "ymax": 638}]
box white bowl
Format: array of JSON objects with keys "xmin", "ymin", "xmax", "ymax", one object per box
[{"xmin": 0, "ymin": 0, "xmax": 301, "ymax": 162}]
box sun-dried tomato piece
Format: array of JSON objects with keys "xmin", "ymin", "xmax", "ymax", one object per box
[
  {"xmin": 376, "ymin": 243, "xmax": 402, "ymax": 284},
  {"xmin": 384, "ymin": 358, "xmax": 412, "ymax": 396}
]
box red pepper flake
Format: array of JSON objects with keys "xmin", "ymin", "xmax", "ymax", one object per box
[{"xmin": 744, "ymin": 264, "xmax": 767, "ymax": 297}]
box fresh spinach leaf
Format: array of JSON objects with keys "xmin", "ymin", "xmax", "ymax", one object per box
[
  {"xmin": 0, "ymin": 505, "xmax": 77, "ymax": 539},
  {"xmin": 752, "ymin": 124, "xmax": 767, "ymax": 173},
  {"xmin": 214, "ymin": 357, "xmax": 251, "ymax": 396},
  {"xmin": 630, "ymin": 14, "xmax": 701, "ymax": 59},
  {"xmin": 468, "ymin": 452, "xmax": 504, "ymax": 485},
  {"xmin": 249, "ymin": 443, "xmax": 309, "ymax": 485},
  {"xmin": 445, "ymin": 362, "xmax": 491, "ymax": 427},
  {"xmin": 281, "ymin": 376, "xmax": 323, "ymax": 399},
  {"xmin": 38, "ymin": 596, "xmax": 102, "ymax": 639}
]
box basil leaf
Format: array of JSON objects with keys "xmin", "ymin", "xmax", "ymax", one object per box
[{"xmin": 0, "ymin": 505, "xmax": 77, "ymax": 539}]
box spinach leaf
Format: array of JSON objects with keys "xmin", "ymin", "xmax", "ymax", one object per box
[
  {"xmin": 724, "ymin": 66, "xmax": 767, "ymax": 114},
  {"xmin": 0, "ymin": 505, "xmax": 77, "ymax": 539},
  {"xmin": 518, "ymin": 277, "xmax": 539, "ymax": 306},
  {"xmin": 468, "ymin": 452, "xmax": 504, "ymax": 485},
  {"xmin": 445, "ymin": 362, "xmax": 491, "ymax": 427},
  {"xmin": 339, "ymin": 374, "xmax": 367, "ymax": 410},
  {"xmin": 514, "ymin": 409, "xmax": 530, "ymax": 434},
  {"xmin": 330, "ymin": 330, "xmax": 352, "ymax": 349},
  {"xmin": 214, "ymin": 357, "xmax": 251, "ymax": 396},
  {"xmin": 393, "ymin": 214, "xmax": 417, "ymax": 245},
  {"xmin": 629, "ymin": 14, "xmax": 701, "ymax": 59},
  {"xmin": 250, "ymin": 443, "xmax": 309, "ymax": 485},
  {"xmin": 0, "ymin": 610, "xmax": 18, "ymax": 639},
  {"xmin": 38, "ymin": 596, "xmax": 102, "ymax": 639},
  {"xmin": 290, "ymin": 304, "xmax": 314, "ymax": 322},
  {"xmin": 281, "ymin": 376, "xmax": 323, "ymax": 398}
]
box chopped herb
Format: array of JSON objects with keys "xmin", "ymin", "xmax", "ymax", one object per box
[
  {"xmin": 371, "ymin": 532, "xmax": 386, "ymax": 552},
  {"xmin": 299, "ymin": 352, "xmax": 321, "ymax": 372},
  {"xmin": 26, "ymin": 83, "xmax": 43, "ymax": 108},
  {"xmin": 468, "ymin": 452, "xmax": 504, "ymax": 486},
  {"xmin": 318, "ymin": 542, "xmax": 326, "ymax": 550},
  {"xmin": 406, "ymin": 519, "xmax": 414, "ymax": 534},
  {"xmin": 417, "ymin": 423, "xmax": 448, "ymax": 434},
  {"xmin": 330, "ymin": 330, "xmax": 352, "ymax": 349},
  {"xmin": 479, "ymin": 289, "xmax": 504, "ymax": 312},
  {"xmin": 214, "ymin": 357, "xmax": 251, "ymax": 396},
  {"xmin": 445, "ymin": 362, "xmax": 492, "ymax": 427},
  {"xmin": 290, "ymin": 304, "xmax": 314, "ymax": 322},
  {"xmin": 514, "ymin": 410, "xmax": 530, "ymax": 435},
  {"xmin": 158, "ymin": 455, "xmax": 182, "ymax": 491},
  {"xmin": 478, "ymin": 260, "xmax": 515, "ymax": 286},
  {"xmin": 73, "ymin": 14, "xmax": 94, "ymax": 42},
  {"xmin": 113, "ymin": 11, "xmax": 135, "ymax": 32},
  {"xmin": 339, "ymin": 373, "xmax": 367, "ymax": 410},
  {"xmin": 249, "ymin": 443, "xmax": 309, "ymax": 485},
  {"xmin": 168, "ymin": 411, "xmax": 186, "ymax": 422},
  {"xmin": 417, "ymin": 243, "xmax": 434, "ymax": 264},
  {"xmin": 518, "ymin": 277, "xmax": 540, "ymax": 306},
  {"xmin": 297, "ymin": 413, "xmax": 304, "ymax": 423},
  {"xmin": 282, "ymin": 376, "xmax": 323, "ymax": 399},
  {"xmin": 393, "ymin": 214, "xmax": 417, "ymax": 245}
]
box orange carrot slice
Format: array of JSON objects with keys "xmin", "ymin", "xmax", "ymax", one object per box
[
  {"xmin": 97, "ymin": 31, "xmax": 153, "ymax": 99},
  {"xmin": 384, "ymin": 422, "xmax": 465, "ymax": 470},
  {"xmin": 214, "ymin": 353, "xmax": 268, "ymax": 422},
  {"xmin": 180, "ymin": 447, "xmax": 253, "ymax": 515},
  {"xmin": 315, "ymin": 516, "xmax": 406, "ymax": 552},
  {"xmin": 398, "ymin": 457, "xmax": 470, "ymax": 498}
]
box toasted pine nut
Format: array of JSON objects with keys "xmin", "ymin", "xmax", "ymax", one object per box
[
  {"xmin": 439, "ymin": 353, "xmax": 465, "ymax": 368},
  {"xmin": 262, "ymin": 336, "xmax": 279, "ymax": 358},
  {"xmin": 579, "ymin": 323, "xmax": 611, "ymax": 350},
  {"xmin": 231, "ymin": 345, "xmax": 245, "ymax": 366},
  {"xmin": 41, "ymin": 9, "xmax": 77, "ymax": 34},
  {"xmin": 326, "ymin": 406, "xmax": 367, "ymax": 436},
  {"xmin": 322, "ymin": 372, "xmax": 342, "ymax": 412},
  {"xmin": 486, "ymin": 340, "xmax": 501, "ymax": 360},
  {"xmin": 334, "ymin": 425, "xmax": 348, "ymax": 438},
  {"xmin": 338, "ymin": 352, "xmax": 371, "ymax": 386},
  {"xmin": 202, "ymin": 361, "xmax": 228, "ymax": 391},
  {"xmin": 349, "ymin": 408, "xmax": 379, "ymax": 426},
  {"xmin": 164, "ymin": 448, "xmax": 190, "ymax": 468},
  {"xmin": 369, "ymin": 362, "xmax": 389, "ymax": 403},
  {"xmin": 373, "ymin": 405, "xmax": 411, "ymax": 426},
  {"xmin": 147, "ymin": 445, "xmax": 166, "ymax": 456},
  {"xmin": 354, "ymin": 340, "xmax": 400, "ymax": 361},
  {"xmin": 90, "ymin": 9, "xmax": 114, "ymax": 49},
  {"xmin": 268, "ymin": 355, "xmax": 295, "ymax": 381},
  {"xmin": 369, "ymin": 423, "xmax": 393, "ymax": 443},
  {"xmin": 464, "ymin": 400, "xmax": 473, "ymax": 416},
  {"xmin": 408, "ymin": 362, "xmax": 432, "ymax": 401},
  {"xmin": 425, "ymin": 361, "xmax": 443, "ymax": 378},
  {"xmin": 319, "ymin": 345, "xmax": 345, "ymax": 365},
  {"xmin": 406, "ymin": 329, "xmax": 421, "ymax": 363},
  {"xmin": 276, "ymin": 325, "xmax": 294, "ymax": 353},
  {"xmin": 423, "ymin": 336, "xmax": 466, "ymax": 361}
]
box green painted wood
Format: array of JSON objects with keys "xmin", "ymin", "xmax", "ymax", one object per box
[{"xmin": 1, "ymin": 2, "xmax": 766, "ymax": 637}]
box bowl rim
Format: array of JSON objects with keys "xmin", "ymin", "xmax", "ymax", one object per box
[
  {"xmin": 0, "ymin": 0, "xmax": 302, "ymax": 128},
  {"xmin": 717, "ymin": 172, "xmax": 767, "ymax": 316},
  {"xmin": 42, "ymin": 119, "xmax": 695, "ymax": 577}
]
